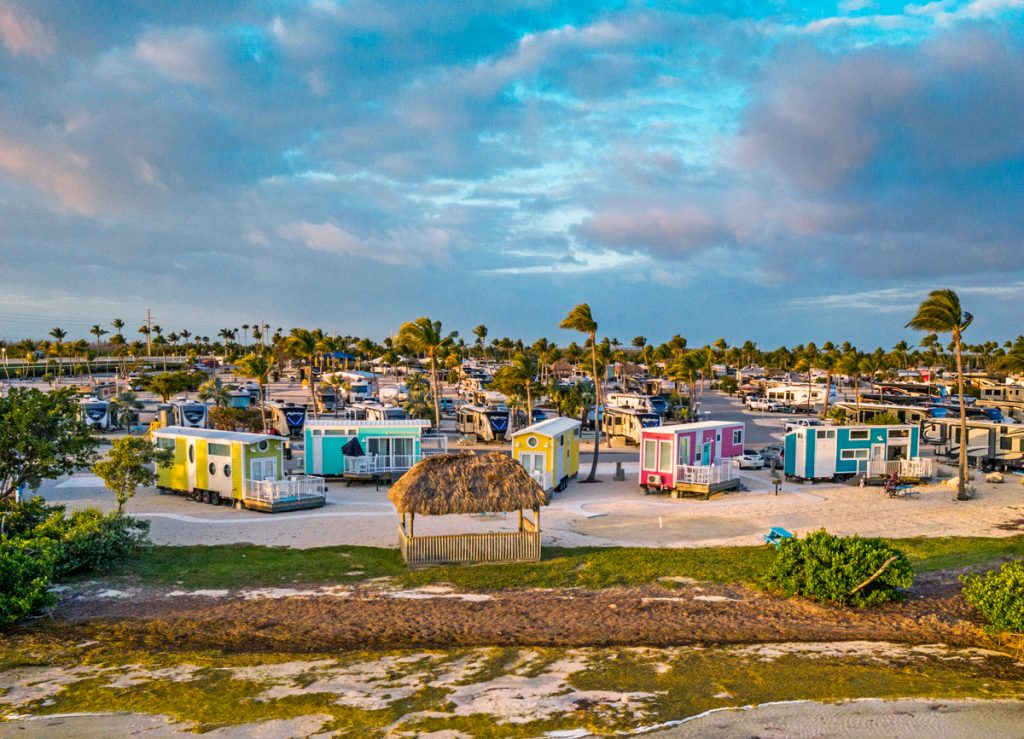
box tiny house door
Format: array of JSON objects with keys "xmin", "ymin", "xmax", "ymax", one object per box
[
  {"xmin": 250, "ymin": 458, "xmax": 277, "ymax": 481},
  {"xmin": 519, "ymin": 452, "xmax": 546, "ymax": 487}
]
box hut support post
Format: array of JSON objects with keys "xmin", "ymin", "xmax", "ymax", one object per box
[
  {"xmin": 534, "ymin": 505, "xmax": 540, "ymax": 531},
  {"xmin": 518, "ymin": 509, "xmax": 524, "ymax": 532},
  {"xmin": 409, "ymin": 511, "xmax": 414, "ymax": 538}
]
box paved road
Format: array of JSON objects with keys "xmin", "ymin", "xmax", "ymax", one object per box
[{"xmin": 690, "ymin": 390, "xmax": 789, "ymax": 447}]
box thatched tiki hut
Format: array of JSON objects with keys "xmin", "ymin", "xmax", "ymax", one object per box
[{"xmin": 388, "ymin": 453, "xmax": 549, "ymax": 566}]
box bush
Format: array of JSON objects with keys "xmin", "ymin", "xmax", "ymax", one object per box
[
  {"xmin": 51, "ymin": 509, "xmax": 150, "ymax": 578},
  {"xmin": 0, "ymin": 538, "xmax": 57, "ymax": 626},
  {"xmin": 961, "ymin": 561, "xmax": 1024, "ymax": 633},
  {"xmin": 767, "ymin": 529, "xmax": 913, "ymax": 607}
]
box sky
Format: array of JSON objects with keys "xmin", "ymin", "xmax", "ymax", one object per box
[{"xmin": 0, "ymin": 0, "xmax": 1022, "ymax": 349}]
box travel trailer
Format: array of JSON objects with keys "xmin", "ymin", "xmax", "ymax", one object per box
[
  {"xmin": 511, "ymin": 417, "xmax": 581, "ymax": 492},
  {"xmin": 153, "ymin": 426, "xmax": 325, "ymax": 512},
  {"xmin": 456, "ymin": 404, "xmax": 510, "ymax": 442},
  {"xmin": 80, "ymin": 398, "xmax": 117, "ymax": 431},
  {"xmin": 765, "ymin": 384, "xmax": 838, "ymax": 406},
  {"xmin": 162, "ymin": 401, "xmax": 208, "ymax": 429},
  {"xmin": 921, "ymin": 418, "xmax": 1024, "ymax": 471},
  {"xmin": 605, "ymin": 392, "xmax": 670, "ymax": 417},
  {"xmin": 638, "ymin": 421, "xmax": 745, "ymax": 495},
  {"xmin": 602, "ymin": 406, "xmax": 661, "ymax": 445}
]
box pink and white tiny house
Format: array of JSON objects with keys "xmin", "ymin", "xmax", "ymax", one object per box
[{"xmin": 639, "ymin": 421, "xmax": 745, "ymax": 496}]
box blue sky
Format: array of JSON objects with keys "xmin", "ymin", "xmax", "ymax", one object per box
[{"xmin": 1, "ymin": 0, "xmax": 1022, "ymax": 348}]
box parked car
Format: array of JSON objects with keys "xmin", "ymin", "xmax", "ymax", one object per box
[
  {"xmin": 759, "ymin": 445, "xmax": 784, "ymax": 466},
  {"xmin": 439, "ymin": 398, "xmax": 456, "ymax": 414},
  {"xmin": 747, "ymin": 398, "xmax": 783, "ymax": 412},
  {"xmin": 737, "ymin": 450, "xmax": 765, "ymax": 469}
]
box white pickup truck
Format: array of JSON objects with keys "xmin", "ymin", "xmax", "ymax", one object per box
[{"xmin": 746, "ymin": 397, "xmax": 783, "ymax": 412}]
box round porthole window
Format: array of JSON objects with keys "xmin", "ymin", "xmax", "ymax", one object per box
[
  {"xmin": 257, "ymin": 440, "xmax": 269, "ymax": 451},
  {"xmin": 188, "ymin": 445, "xmax": 194, "ymax": 463},
  {"xmin": 527, "ymin": 436, "xmax": 539, "ymax": 448},
  {"xmin": 223, "ymin": 464, "xmax": 231, "ymax": 478},
  {"xmin": 208, "ymin": 462, "xmax": 216, "ymax": 476}
]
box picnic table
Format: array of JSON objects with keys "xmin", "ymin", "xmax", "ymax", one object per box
[
  {"xmin": 763, "ymin": 526, "xmax": 794, "ymax": 548},
  {"xmin": 886, "ymin": 482, "xmax": 919, "ymax": 498}
]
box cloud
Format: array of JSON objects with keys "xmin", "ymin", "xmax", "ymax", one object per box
[
  {"xmin": 278, "ymin": 220, "xmax": 450, "ymax": 267},
  {"xmin": 0, "ymin": 135, "xmax": 100, "ymax": 214},
  {"xmin": 133, "ymin": 27, "xmax": 224, "ymax": 86},
  {"xmin": 0, "ymin": 4, "xmax": 54, "ymax": 59}
]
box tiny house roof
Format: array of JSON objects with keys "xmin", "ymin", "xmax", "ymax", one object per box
[
  {"xmin": 649, "ymin": 421, "xmax": 742, "ymax": 433},
  {"xmin": 784, "ymin": 423, "xmax": 915, "ymax": 437},
  {"xmin": 511, "ymin": 416, "xmax": 581, "ymax": 438},
  {"xmin": 151, "ymin": 426, "xmax": 286, "ymax": 443},
  {"xmin": 305, "ymin": 419, "xmax": 431, "ymax": 430}
]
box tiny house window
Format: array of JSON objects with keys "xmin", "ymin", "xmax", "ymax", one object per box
[
  {"xmin": 732, "ymin": 429, "xmax": 742, "ymax": 445},
  {"xmin": 208, "ymin": 462, "xmax": 216, "ymax": 476},
  {"xmin": 208, "ymin": 443, "xmax": 230, "ymax": 457},
  {"xmin": 841, "ymin": 449, "xmax": 869, "ymax": 460},
  {"xmin": 849, "ymin": 430, "xmax": 869, "ymax": 440},
  {"xmin": 257, "ymin": 440, "xmax": 269, "ymax": 451},
  {"xmin": 223, "ymin": 464, "xmax": 232, "ymax": 477},
  {"xmin": 188, "ymin": 444, "xmax": 194, "ymax": 463},
  {"xmin": 889, "ymin": 429, "xmax": 909, "ymax": 438},
  {"xmin": 822, "ymin": 430, "xmax": 836, "ymax": 439},
  {"xmin": 156, "ymin": 438, "xmax": 175, "ymax": 450},
  {"xmin": 527, "ymin": 436, "xmax": 539, "ymax": 448},
  {"xmin": 658, "ymin": 441, "xmax": 672, "ymax": 473},
  {"xmin": 644, "ymin": 439, "xmax": 656, "ymax": 468}
]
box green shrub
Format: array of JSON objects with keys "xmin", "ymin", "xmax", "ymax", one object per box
[
  {"xmin": 961, "ymin": 561, "xmax": 1024, "ymax": 633},
  {"xmin": 40, "ymin": 508, "xmax": 151, "ymax": 578},
  {"xmin": 767, "ymin": 529, "xmax": 914, "ymax": 607},
  {"xmin": 0, "ymin": 538, "xmax": 57, "ymax": 626}
]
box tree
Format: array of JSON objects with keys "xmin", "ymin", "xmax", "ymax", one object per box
[
  {"xmin": 92, "ymin": 437, "xmax": 172, "ymax": 514},
  {"xmin": 89, "ymin": 324, "xmax": 109, "ymax": 355},
  {"xmin": 145, "ymin": 372, "xmax": 188, "ymax": 403},
  {"xmin": 473, "ymin": 324, "xmax": 488, "ymax": 359},
  {"xmin": 560, "ymin": 304, "xmax": 601, "ymax": 483},
  {"xmin": 235, "ymin": 352, "xmax": 275, "ymax": 432},
  {"xmin": 282, "ymin": 328, "xmax": 322, "ymax": 416},
  {"xmin": 397, "ymin": 317, "xmax": 454, "ymax": 430},
  {"xmin": 906, "ymin": 289, "xmax": 973, "ymax": 500},
  {"xmin": 0, "ymin": 388, "xmax": 98, "ymax": 503},
  {"xmin": 198, "ymin": 377, "xmax": 230, "ymax": 407}
]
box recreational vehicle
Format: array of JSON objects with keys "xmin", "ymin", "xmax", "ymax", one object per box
[
  {"xmin": 511, "ymin": 417, "xmax": 581, "ymax": 492},
  {"xmin": 921, "ymin": 418, "xmax": 1024, "ymax": 471},
  {"xmin": 322, "ymin": 371, "xmax": 378, "ymax": 403},
  {"xmin": 226, "ymin": 390, "xmax": 252, "ymax": 409},
  {"xmin": 605, "ymin": 392, "xmax": 670, "ymax": 417},
  {"xmin": 602, "ymin": 406, "xmax": 661, "ymax": 445},
  {"xmin": 153, "ymin": 426, "xmax": 325, "ymax": 512},
  {"xmin": 163, "ymin": 401, "xmax": 208, "ymax": 429},
  {"xmin": 456, "ymin": 404, "xmax": 510, "ymax": 442},
  {"xmin": 765, "ymin": 384, "xmax": 838, "ymax": 407},
  {"xmin": 266, "ymin": 401, "xmax": 307, "ymax": 438},
  {"xmin": 304, "ymin": 419, "xmax": 444, "ymax": 479},
  {"xmin": 833, "ymin": 402, "xmax": 934, "ymax": 427},
  {"xmin": 358, "ymin": 403, "xmax": 409, "ymax": 422},
  {"xmin": 80, "ymin": 398, "xmax": 116, "ymax": 431},
  {"xmin": 784, "ymin": 424, "xmax": 931, "ymax": 482},
  {"xmin": 638, "ymin": 421, "xmax": 745, "ymax": 495}
]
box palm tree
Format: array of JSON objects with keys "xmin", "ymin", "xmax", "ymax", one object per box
[
  {"xmin": 507, "ymin": 353, "xmax": 540, "ymax": 428},
  {"xmin": 559, "ymin": 304, "xmax": 601, "ymax": 483},
  {"xmin": 907, "ymin": 289, "xmax": 973, "ymax": 500},
  {"xmin": 90, "ymin": 324, "xmax": 108, "ymax": 355},
  {"xmin": 397, "ymin": 317, "xmax": 453, "ymax": 430},
  {"xmin": 48, "ymin": 327, "xmax": 66, "ymax": 381},
  {"xmin": 112, "ymin": 318, "xmax": 125, "ymax": 338},
  {"xmin": 198, "ymin": 377, "xmax": 230, "ymax": 407},
  {"xmin": 282, "ymin": 328, "xmax": 322, "ymax": 416},
  {"xmin": 473, "ymin": 324, "xmax": 488, "ymax": 360},
  {"xmin": 235, "ymin": 352, "xmax": 275, "ymax": 432}
]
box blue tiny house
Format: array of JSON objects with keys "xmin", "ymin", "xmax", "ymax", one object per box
[
  {"xmin": 304, "ymin": 419, "xmax": 446, "ymax": 480},
  {"xmin": 784, "ymin": 424, "xmax": 929, "ymax": 481}
]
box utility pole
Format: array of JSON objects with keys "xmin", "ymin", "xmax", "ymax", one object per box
[{"xmin": 146, "ymin": 307, "xmax": 153, "ymax": 356}]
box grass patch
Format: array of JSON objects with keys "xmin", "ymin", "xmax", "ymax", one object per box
[{"xmin": 96, "ymin": 535, "xmax": 1024, "ymax": 592}]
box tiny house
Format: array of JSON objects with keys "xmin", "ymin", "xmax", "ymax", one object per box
[
  {"xmin": 511, "ymin": 417, "xmax": 581, "ymax": 492},
  {"xmin": 153, "ymin": 426, "xmax": 324, "ymax": 512},
  {"xmin": 784, "ymin": 424, "xmax": 930, "ymax": 481},
  {"xmin": 304, "ymin": 418, "xmax": 445, "ymax": 480},
  {"xmin": 639, "ymin": 421, "xmax": 745, "ymax": 495},
  {"xmin": 602, "ymin": 406, "xmax": 661, "ymax": 445},
  {"xmin": 456, "ymin": 404, "xmax": 510, "ymax": 442}
]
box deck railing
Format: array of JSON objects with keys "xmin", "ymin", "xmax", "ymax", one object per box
[
  {"xmin": 421, "ymin": 433, "xmax": 449, "ymax": 456},
  {"xmin": 343, "ymin": 454, "xmax": 418, "ymax": 475},
  {"xmin": 528, "ymin": 470, "xmax": 553, "ymax": 491},
  {"xmin": 399, "ymin": 523, "xmax": 540, "ymax": 565},
  {"xmin": 861, "ymin": 458, "xmax": 934, "ymax": 479},
  {"xmin": 676, "ymin": 460, "xmax": 738, "ymax": 486},
  {"xmin": 244, "ymin": 475, "xmax": 325, "ymax": 503}
]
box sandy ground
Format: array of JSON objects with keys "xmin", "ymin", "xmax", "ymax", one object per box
[
  {"xmin": 37, "ymin": 461, "xmax": 1024, "ymax": 550},
  {"xmin": 650, "ymin": 698, "xmax": 1024, "ymax": 738}
]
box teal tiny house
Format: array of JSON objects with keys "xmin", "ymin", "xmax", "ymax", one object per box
[
  {"xmin": 784, "ymin": 424, "xmax": 932, "ymax": 482},
  {"xmin": 304, "ymin": 419, "xmax": 447, "ymax": 480}
]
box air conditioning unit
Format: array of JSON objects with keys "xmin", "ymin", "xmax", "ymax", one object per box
[{"xmin": 646, "ymin": 474, "xmax": 661, "ymax": 485}]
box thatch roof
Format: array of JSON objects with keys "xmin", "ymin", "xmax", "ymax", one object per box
[{"xmin": 388, "ymin": 453, "xmax": 548, "ymax": 516}]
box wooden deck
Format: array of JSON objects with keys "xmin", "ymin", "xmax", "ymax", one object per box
[{"xmin": 398, "ymin": 517, "xmax": 541, "ymax": 566}]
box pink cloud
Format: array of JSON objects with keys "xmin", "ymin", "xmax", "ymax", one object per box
[{"xmin": 0, "ymin": 5, "xmax": 55, "ymax": 59}]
